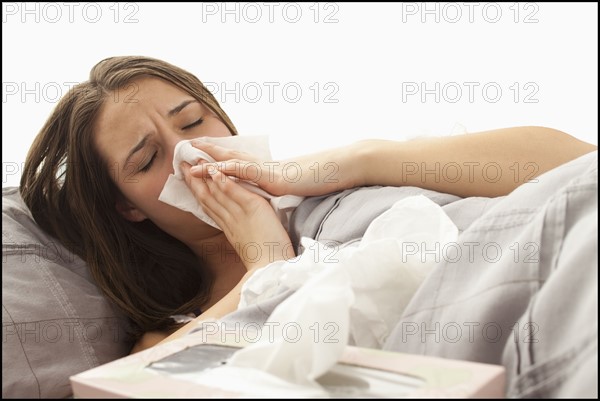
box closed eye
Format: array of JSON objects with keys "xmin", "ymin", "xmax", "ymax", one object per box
[
  {"xmin": 182, "ymin": 118, "xmax": 204, "ymax": 130},
  {"xmin": 139, "ymin": 152, "xmax": 157, "ymax": 173}
]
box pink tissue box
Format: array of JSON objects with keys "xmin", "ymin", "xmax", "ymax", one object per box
[{"xmin": 71, "ymin": 329, "xmax": 505, "ymax": 398}]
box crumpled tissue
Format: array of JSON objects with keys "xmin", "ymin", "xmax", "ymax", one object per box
[
  {"xmin": 222, "ymin": 194, "xmax": 459, "ymax": 388},
  {"xmin": 158, "ymin": 135, "xmax": 304, "ymax": 230}
]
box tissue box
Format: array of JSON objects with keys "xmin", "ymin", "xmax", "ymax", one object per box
[{"xmin": 70, "ymin": 328, "xmax": 505, "ymax": 398}]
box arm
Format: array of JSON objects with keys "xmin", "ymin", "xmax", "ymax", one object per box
[
  {"xmin": 356, "ymin": 126, "xmax": 597, "ymax": 197},
  {"xmin": 190, "ymin": 126, "xmax": 596, "ymax": 198}
]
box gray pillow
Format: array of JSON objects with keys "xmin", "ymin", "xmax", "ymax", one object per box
[{"xmin": 2, "ymin": 187, "xmax": 133, "ymax": 398}]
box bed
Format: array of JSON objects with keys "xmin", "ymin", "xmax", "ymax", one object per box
[{"xmin": 2, "ymin": 150, "xmax": 597, "ymax": 398}]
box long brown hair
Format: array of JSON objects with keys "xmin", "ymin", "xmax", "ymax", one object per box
[{"xmin": 20, "ymin": 56, "xmax": 238, "ymax": 339}]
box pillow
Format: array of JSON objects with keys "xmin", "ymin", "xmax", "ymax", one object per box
[{"xmin": 2, "ymin": 187, "xmax": 133, "ymax": 398}]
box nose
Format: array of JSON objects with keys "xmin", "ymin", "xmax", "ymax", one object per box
[
  {"xmin": 156, "ymin": 122, "xmax": 182, "ymax": 175},
  {"xmin": 164, "ymin": 137, "xmax": 181, "ymax": 174}
]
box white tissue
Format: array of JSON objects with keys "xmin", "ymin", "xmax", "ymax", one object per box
[
  {"xmin": 227, "ymin": 195, "xmax": 459, "ymax": 386},
  {"xmin": 158, "ymin": 135, "xmax": 304, "ymax": 231},
  {"xmin": 228, "ymin": 260, "xmax": 354, "ymax": 387}
]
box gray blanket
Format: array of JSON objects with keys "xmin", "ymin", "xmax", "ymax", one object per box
[{"xmin": 219, "ymin": 151, "xmax": 598, "ymax": 398}]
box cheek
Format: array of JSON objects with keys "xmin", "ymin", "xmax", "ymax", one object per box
[
  {"xmin": 118, "ymin": 163, "xmax": 172, "ymax": 217},
  {"xmin": 141, "ymin": 166, "xmax": 173, "ymax": 211},
  {"xmin": 137, "ymin": 174, "xmax": 201, "ymax": 236}
]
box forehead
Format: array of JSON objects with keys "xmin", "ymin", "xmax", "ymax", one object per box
[
  {"xmin": 93, "ymin": 77, "xmax": 193, "ymax": 160},
  {"xmin": 98, "ymin": 76, "xmax": 191, "ymax": 125}
]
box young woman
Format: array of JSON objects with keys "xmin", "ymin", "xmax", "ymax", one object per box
[{"xmin": 20, "ymin": 56, "xmax": 596, "ymax": 352}]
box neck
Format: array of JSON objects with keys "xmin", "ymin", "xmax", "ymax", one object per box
[{"xmin": 187, "ymin": 231, "xmax": 247, "ymax": 309}]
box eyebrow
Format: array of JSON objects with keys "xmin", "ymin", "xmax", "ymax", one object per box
[
  {"xmin": 168, "ymin": 99, "xmax": 197, "ymax": 117},
  {"xmin": 123, "ymin": 100, "xmax": 198, "ymax": 168}
]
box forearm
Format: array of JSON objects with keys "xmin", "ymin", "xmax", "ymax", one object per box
[{"xmin": 356, "ymin": 126, "xmax": 596, "ymax": 198}]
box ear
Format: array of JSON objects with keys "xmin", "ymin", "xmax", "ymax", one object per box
[{"xmin": 115, "ymin": 198, "xmax": 147, "ymax": 222}]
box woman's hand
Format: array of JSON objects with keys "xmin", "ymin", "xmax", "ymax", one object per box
[
  {"xmin": 188, "ymin": 141, "xmax": 367, "ymax": 197},
  {"xmin": 181, "ymin": 163, "xmax": 295, "ymax": 271}
]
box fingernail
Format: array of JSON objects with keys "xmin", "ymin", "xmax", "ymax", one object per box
[
  {"xmin": 190, "ymin": 165, "xmax": 201, "ymax": 174},
  {"xmin": 206, "ymin": 163, "xmax": 220, "ymax": 175}
]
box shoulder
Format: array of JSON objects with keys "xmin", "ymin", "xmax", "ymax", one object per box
[{"xmin": 130, "ymin": 330, "xmax": 171, "ymax": 354}]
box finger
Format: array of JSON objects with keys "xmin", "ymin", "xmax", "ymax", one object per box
[
  {"xmin": 181, "ymin": 163, "xmax": 212, "ymax": 205},
  {"xmin": 181, "ymin": 163, "xmax": 232, "ymax": 227},
  {"xmin": 186, "ymin": 165, "xmax": 264, "ymax": 229},
  {"xmin": 193, "ymin": 176, "xmax": 232, "ymax": 229},
  {"xmin": 190, "ymin": 141, "xmax": 259, "ymax": 163},
  {"xmin": 216, "ymin": 161, "xmax": 283, "ymax": 196},
  {"xmin": 209, "ymin": 170, "xmax": 268, "ymax": 213},
  {"xmin": 184, "ymin": 163, "xmax": 271, "ymax": 227},
  {"xmin": 189, "ymin": 162, "xmax": 222, "ymax": 178},
  {"xmin": 190, "ymin": 160, "xmax": 269, "ymax": 186},
  {"xmin": 216, "ymin": 160, "xmax": 264, "ymax": 184}
]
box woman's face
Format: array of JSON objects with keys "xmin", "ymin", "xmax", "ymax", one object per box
[{"xmin": 93, "ymin": 76, "xmax": 232, "ymax": 242}]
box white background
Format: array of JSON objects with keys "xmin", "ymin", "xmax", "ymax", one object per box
[{"xmin": 2, "ymin": 2, "xmax": 598, "ymax": 187}]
